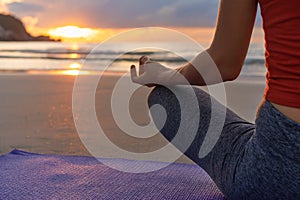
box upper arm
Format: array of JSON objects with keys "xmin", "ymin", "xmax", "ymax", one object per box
[{"xmin": 208, "ymin": 0, "xmax": 258, "ymax": 80}]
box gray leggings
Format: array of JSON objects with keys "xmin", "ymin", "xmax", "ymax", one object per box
[{"xmin": 148, "ymin": 86, "xmax": 300, "ymax": 200}]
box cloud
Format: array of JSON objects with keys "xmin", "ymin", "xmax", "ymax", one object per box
[
  {"xmin": 146, "ymin": 0, "xmax": 220, "ymax": 27},
  {"xmin": 7, "ymin": 1, "xmax": 44, "ymax": 15},
  {"xmin": 4, "ymin": 0, "xmax": 261, "ymax": 28},
  {"xmin": 0, "ymin": 0, "xmax": 22, "ymax": 13}
]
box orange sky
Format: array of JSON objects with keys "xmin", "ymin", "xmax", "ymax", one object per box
[
  {"xmin": 0, "ymin": 0, "xmax": 264, "ymax": 43},
  {"xmin": 12, "ymin": 21, "xmax": 264, "ymax": 44}
]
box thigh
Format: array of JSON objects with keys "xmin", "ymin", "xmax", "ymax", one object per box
[
  {"xmin": 234, "ymin": 101, "xmax": 300, "ymax": 199},
  {"xmin": 148, "ymin": 86, "xmax": 255, "ymax": 195}
]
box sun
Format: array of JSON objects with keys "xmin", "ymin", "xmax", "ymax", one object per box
[{"xmin": 48, "ymin": 26, "xmax": 98, "ymax": 39}]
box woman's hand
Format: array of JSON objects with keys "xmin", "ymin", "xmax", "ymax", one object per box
[{"xmin": 130, "ymin": 56, "xmax": 188, "ymax": 87}]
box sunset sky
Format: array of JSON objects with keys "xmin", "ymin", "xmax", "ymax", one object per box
[{"xmin": 0, "ymin": 0, "xmax": 263, "ymax": 42}]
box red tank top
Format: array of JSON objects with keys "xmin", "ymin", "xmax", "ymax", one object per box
[{"xmin": 259, "ymin": 0, "xmax": 300, "ymax": 108}]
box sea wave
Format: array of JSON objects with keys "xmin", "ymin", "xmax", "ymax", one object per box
[
  {"xmin": 0, "ymin": 50, "xmax": 265, "ymax": 64},
  {"xmin": 0, "ymin": 42, "xmax": 266, "ymax": 77}
]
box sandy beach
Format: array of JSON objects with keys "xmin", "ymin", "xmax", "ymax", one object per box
[{"xmin": 0, "ymin": 73, "xmax": 265, "ymax": 163}]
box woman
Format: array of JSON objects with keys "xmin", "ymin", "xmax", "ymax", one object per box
[{"xmin": 131, "ymin": 0, "xmax": 300, "ymax": 199}]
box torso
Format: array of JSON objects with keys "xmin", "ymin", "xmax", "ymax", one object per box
[
  {"xmin": 258, "ymin": 0, "xmax": 300, "ymax": 118},
  {"xmin": 271, "ymin": 102, "xmax": 300, "ymax": 124}
]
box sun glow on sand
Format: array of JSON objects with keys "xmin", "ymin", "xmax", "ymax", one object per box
[
  {"xmin": 61, "ymin": 69, "xmax": 81, "ymax": 76},
  {"xmin": 61, "ymin": 62, "xmax": 83, "ymax": 76},
  {"xmin": 48, "ymin": 26, "xmax": 98, "ymax": 39}
]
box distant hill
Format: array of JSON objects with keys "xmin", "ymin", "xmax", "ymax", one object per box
[{"xmin": 0, "ymin": 14, "xmax": 59, "ymax": 41}]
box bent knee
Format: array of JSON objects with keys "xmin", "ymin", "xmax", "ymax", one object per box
[
  {"xmin": 147, "ymin": 86, "xmax": 181, "ymax": 139},
  {"xmin": 148, "ymin": 86, "xmax": 175, "ymax": 107}
]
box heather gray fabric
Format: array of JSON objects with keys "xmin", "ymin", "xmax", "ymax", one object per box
[{"xmin": 148, "ymin": 86, "xmax": 300, "ymax": 200}]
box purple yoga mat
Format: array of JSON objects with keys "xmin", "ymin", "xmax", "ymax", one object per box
[{"xmin": 0, "ymin": 150, "xmax": 225, "ymax": 199}]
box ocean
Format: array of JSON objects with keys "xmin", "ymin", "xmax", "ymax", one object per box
[{"xmin": 0, "ymin": 41, "xmax": 266, "ymax": 78}]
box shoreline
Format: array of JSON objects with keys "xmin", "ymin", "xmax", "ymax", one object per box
[{"xmin": 0, "ymin": 73, "xmax": 265, "ymax": 163}]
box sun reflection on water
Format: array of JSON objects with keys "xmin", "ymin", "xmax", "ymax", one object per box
[
  {"xmin": 70, "ymin": 53, "xmax": 79, "ymax": 59},
  {"xmin": 69, "ymin": 62, "xmax": 81, "ymax": 69},
  {"xmin": 60, "ymin": 62, "xmax": 86, "ymax": 76}
]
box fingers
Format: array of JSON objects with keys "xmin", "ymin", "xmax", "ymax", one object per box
[
  {"xmin": 139, "ymin": 56, "xmax": 151, "ymax": 76},
  {"xmin": 139, "ymin": 56, "xmax": 150, "ymax": 65},
  {"xmin": 131, "ymin": 64, "xmax": 151, "ymax": 86},
  {"xmin": 130, "ymin": 56, "xmax": 154, "ymax": 86},
  {"xmin": 131, "ymin": 64, "xmax": 146, "ymax": 85},
  {"xmin": 130, "ymin": 65, "xmax": 138, "ymax": 83}
]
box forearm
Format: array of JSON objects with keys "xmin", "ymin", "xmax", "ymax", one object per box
[
  {"xmin": 178, "ymin": 49, "xmax": 239, "ymax": 86},
  {"xmin": 131, "ymin": 0, "xmax": 258, "ymax": 87}
]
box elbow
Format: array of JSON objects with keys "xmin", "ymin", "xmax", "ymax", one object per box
[
  {"xmin": 222, "ymin": 68, "xmax": 241, "ymax": 81},
  {"xmin": 206, "ymin": 48, "xmax": 243, "ymax": 82}
]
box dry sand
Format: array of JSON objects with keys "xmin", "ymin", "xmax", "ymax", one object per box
[{"xmin": 0, "ymin": 73, "xmax": 265, "ymax": 163}]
